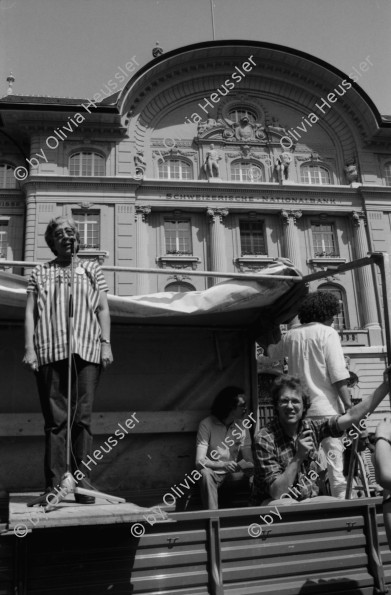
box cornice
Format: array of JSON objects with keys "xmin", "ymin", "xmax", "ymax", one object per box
[
  {"xmin": 137, "ymin": 178, "xmax": 365, "ymax": 198},
  {"xmin": 21, "ymin": 175, "xmax": 141, "ymax": 192}
]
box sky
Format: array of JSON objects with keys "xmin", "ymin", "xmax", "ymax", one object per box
[{"xmin": 0, "ymin": 0, "xmax": 390, "ymax": 115}]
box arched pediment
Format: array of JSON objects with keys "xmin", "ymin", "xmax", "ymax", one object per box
[{"xmin": 118, "ymin": 41, "xmax": 388, "ymax": 147}]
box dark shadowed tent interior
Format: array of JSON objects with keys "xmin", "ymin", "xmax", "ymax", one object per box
[{"xmin": 0, "ymin": 260, "xmax": 306, "ymax": 496}]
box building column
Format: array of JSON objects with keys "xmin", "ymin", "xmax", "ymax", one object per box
[
  {"xmin": 24, "ymin": 192, "xmax": 37, "ymax": 268},
  {"xmin": 280, "ymin": 209, "xmax": 302, "ymax": 269},
  {"xmin": 207, "ymin": 207, "xmax": 229, "ymax": 284},
  {"xmin": 135, "ymin": 205, "xmax": 151, "ymax": 295},
  {"xmin": 352, "ymin": 211, "xmax": 382, "ymax": 344}
]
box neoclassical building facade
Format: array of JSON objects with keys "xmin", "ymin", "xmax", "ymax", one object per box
[{"xmin": 1, "ymin": 40, "xmax": 391, "ymax": 421}]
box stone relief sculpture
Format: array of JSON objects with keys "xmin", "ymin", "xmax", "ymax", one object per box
[
  {"xmin": 204, "ymin": 144, "xmax": 221, "ymax": 179},
  {"xmin": 275, "ymin": 151, "xmax": 292, "ymax": 182},
  {"xmin": 134, "ymin": 151, "xmax": 147, "ymax": 178},
  {"xmin": 267, "ymin": 117, "xmax": 287, "ymax": 136},
  {"xmin": 344, "ymin": 162, "xmax": 359, "ymax": 183}
]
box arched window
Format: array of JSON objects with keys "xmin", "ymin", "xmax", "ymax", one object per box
[
  {"xmin": 228, "ymin": 108, "xmax": 257, "ymax": 124},
  {"xmin": 158, "ymin": 159, "xmax": 193, "ymax": 180},
  {"xmin": 318, "ymin": 284, "xmax": 348, "ymax": 330},
  {"xmin": 300, "ymin": 165, "xmax": 331, "ymax": 185},
  {"xmin": 231, "ymin": 161, "xmax": 264, "ymax": 182},
  {"xmin": 0, "ymin": 163, "xmax": 17, "ymax": 188},
  {"xmin": 164, "ymin": 281, "xmax": 195, "ymax": 292},
  {"xmin": 69, "ymin": 152, "xmax": 105, "ymax": 176},
  {"xmin": 384, "ymin": 162, "xmax": 391, "ymax": 186}
]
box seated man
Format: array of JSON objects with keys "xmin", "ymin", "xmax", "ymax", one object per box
[
  {"xmin": 196, "ymin": 386, "xmax": 255, "ymax": 510},
  {"xmin": 250, "ymin": 370, "xmax": 390, "ymax": 505}
]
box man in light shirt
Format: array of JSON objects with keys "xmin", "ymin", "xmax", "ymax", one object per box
[
  {"xmin": 196, "ymin": 386, "xmax": 255, "ymax": 509},
  {"xmin": 268, "ymin": 291, "xmax": 350, "ymax": 498}
]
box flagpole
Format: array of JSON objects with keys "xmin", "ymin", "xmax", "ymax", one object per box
[{"xmin": 210, "ymin": 0, "xmax": 216, "ymax": 40}]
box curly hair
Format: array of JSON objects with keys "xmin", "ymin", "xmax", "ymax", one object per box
[
  {"xmin": 271, "ymin": 374, "xmax": 310, "ymax": 418},
  {"xmin": 298, "ymin": 291, "xmax": 340, "ymax": 324},
  {"xmin": 211, "ymin": 386, "xmax": 244, "ymax": 421},
  {"xmin": 45, "ymin": 216, "xmax": 80, "ymax": 255}
]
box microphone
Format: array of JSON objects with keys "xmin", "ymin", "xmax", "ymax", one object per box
[{"xmin": 67, "ymin": 236, "xmax": 76, "ymax": 255}]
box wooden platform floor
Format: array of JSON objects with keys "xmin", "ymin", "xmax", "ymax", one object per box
[{"xmin": 7, "ymin": 492, "xmax": 172, "ymax": 535}]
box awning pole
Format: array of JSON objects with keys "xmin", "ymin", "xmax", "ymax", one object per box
[{"xmin": 0, "ymin": 260, "xmax": 302, "ymax": 282}]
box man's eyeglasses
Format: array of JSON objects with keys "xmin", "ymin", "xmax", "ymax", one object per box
[{"xmin": 278, "ymin": 398, "xmax": 302, "ymax": 408}]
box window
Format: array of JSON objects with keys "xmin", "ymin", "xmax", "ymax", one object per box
[
  {"xmin": 0, "ymin": 163, "xmax": 17, "ymax": 188},
  {"xmin": 311, "ymin": 223, "xmax": 338, "ymax": 257},
  {"xmin": 228, "ymin": 108, "xmax": 257, "ymax": 123},
  {"xmin": 319, "ymin": 284, "xmax": 347, "ymax": 330},
  {"xmin": 165, "ymin": 281, "xmax": 195, "ymax": 292},
  {"xmin": 69, "ymin": 152, "xmax": 105, "ymax": 176},
  {"xmin": 72, "ymin": 210, "xmax": 100, "ymax": 249},
  {"xmin": 240, "ymin": 220, "xmax": 266, "ymax": 255},
  {"xmin": 231, "ymin": 161, "xmax": 264, "ymax": 182},
  {"xmin": 164, "ymin": 219, "xmax": 192, "ymax": 255},
  {"xmin": 158, "ymin": 159, "xmax": 192, "ymax": 180},
  {"xmin": 0, "ymin": 221, "xmax": 8, "ymax": 258},
  {"xmin": 384, "ymin": 163, "xmax": 391, "ymax": 186},
  {"xmin": 301, "ymin": 165, "xmax": 331, "ymax": 185}
]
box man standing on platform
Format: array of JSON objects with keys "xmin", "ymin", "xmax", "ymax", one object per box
[
  {"xmin": 23, "ymin": 216, "xmax": 113, "ymax": 504},
  {"xmin": 267, "ymin": 291, "xmax": 351, "ymax": 498}
]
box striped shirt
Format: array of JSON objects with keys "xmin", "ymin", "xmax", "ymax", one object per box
[{"xmin": 27, "ymin": 259, "xmax": 108, "ymax": 366}]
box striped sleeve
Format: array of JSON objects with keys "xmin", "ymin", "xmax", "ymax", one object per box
[
  {"xmin": 26, "ymin": 266, "xmax": 39, "ymax": 293},
  {"xmin": 93, "ymin": 263, "xmax": 109, "ymax": 292}
]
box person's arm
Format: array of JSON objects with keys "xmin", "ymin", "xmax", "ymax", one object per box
[
  {"xmin": 22, "ymin": 292, "xmax": 39, "ymax": 372},
  {"xmin": 337, "ymin": 367, "xmax": 390, "ymax": 433},
  {"xmin": 240, "ymin": 445, "xmax": 254, "ymax": 464},
  {"xmin": 333, "ymin": 379, "xmax": 352, "ymax": 411},
  {"xmin": 97, "ymin": 291, "xmax": 113, "ymax": 368},
  {"xmin": 195, "ymin": 442, "xmax": 238, "ymax": 472},
  {"xmin": 374, "ymin": 421, "xmax": 391, "ymax": 490},
  {"xmin": 325, "ymin": 330, "xmax": 350, "ymax": 409},
  {"xmin": 268, "ymin": 430, "xmax": 314, "ymax": 499}
]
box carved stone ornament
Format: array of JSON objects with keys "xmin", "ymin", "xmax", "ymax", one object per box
[
  {"xmin": 351, "ymin": 211, "xmax": 366, "ymax": 227},
  {"xmin": 275, "ymin": 152, "xmax": 292, "ymax": 182},
  {"xmin": 206, "ymin": 207, "xmax": 229, "ymax": 222},
  {"xmin": 198, "ymin": 115, "xmax": 268, "ymax": 144},
  {"xmin": 204, "ymin": 144, "xmax": 222, "ymax": 179},
  {"xmin": 152, "ymin": 41, "xmax": 164, "ymax": 58},
  {"xmin": 77, "ymin": 202, "xmax": 94, "ymax": 210},
  {"xmin": 344, "ymin": 163, "xmax": 359, "ymax": 183},
  {"xmin": 135, "ymin": 205, "xmax": 151, "ymax": 222},
  {"xmin": 280, "ymin": 209, "xmax": 302, "ymax": 224},
  {"xmin": 158, "ymin": 257, "xmax": 199, "ymax": 271},
  {"xmin": 167, "ymin": 274, "xmax": 191, "ymax": 282},
  {"xmin": 134, "ymin": 151, "xmax": 147, "ymax": 178}
]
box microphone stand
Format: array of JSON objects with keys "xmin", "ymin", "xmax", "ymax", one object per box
[{"xmin": 28, "ymin": 239, "xmax": 125, "ymax": 508}]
